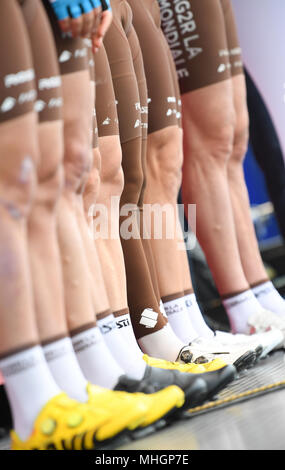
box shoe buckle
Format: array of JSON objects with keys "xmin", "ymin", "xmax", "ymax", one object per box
[{"xmin": 180, "ymin": 350, "xmax": 193, "ymax": 363}]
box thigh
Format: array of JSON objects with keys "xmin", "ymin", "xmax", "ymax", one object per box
[
  {"xmin": 104, "ymin": 0, "xmax": 141, "ymax": 144},
  {"xmin": 22, "ymin": 0, "xmax": 62, "ymax": 125},
  {"xmin": 42, "ymin": 1, "xmax": 92, "ymax": 191},
  {"xmin": 158, "ymin": 0, "xmax": 232, "ymax": 94},
  {"xmin": 0, "ymin": 0, "xmax": 36, "ymax": 124},
  {"xmin": 129, "ymin": 0, "xmax": 178, "ymax": 134},
  {"xmin": 42, "ymin": 0, "xmax": 89, "ymax": 76},
  {"xmin": 86, "ymin": 39, "xmax": 99, "ymax": 150},
  {"xmin": 221, "ymin": 0, "xmax": 244, "ymax": 78},
  {"xmin": 0, "ymin": 0, "xmax": 39, "ymax": 199},
  {"xmin": 95, "ymin": 44, "xmax": 119, "ymax": 139},
  {"xmin": 182, "ymin": 79, "xmax": 236, "ymax": 158}
]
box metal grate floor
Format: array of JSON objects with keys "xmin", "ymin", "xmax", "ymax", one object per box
[{"xmin": 188, "ymin": 349, "xmax": 285, "ymax": 417}]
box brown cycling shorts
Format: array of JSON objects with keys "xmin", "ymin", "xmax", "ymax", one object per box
[
  {"xmin": 0, "ymin": 0, "xmax": 62, "ymax": 124},
  {"xmin": 129, "ymin": 0, "xmax": 179, "ymax": 134},
  {"xmin": 94, "ymin": 43, "xmax": 120, "ymax": 139},
  {"xmin": 103, "ymin": 0, "xmax": 145, "ymax": 144},
  {"xmin": 158, "ymin": 0, "xmax": 244, "ymax": 94},
  {"xmin": 42, "ymin": 0, "xmax": 90, "ymax": 77}
]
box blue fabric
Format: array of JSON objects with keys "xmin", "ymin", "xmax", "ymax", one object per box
[{"xmin": 49, "ymin": 0, "xmax": 100, "ymax": 20}]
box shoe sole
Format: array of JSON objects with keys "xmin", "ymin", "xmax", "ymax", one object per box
[
  {"xmin": 254, "ymin": 345, "xmax": 264, "ymax": 363},
  {"xmin": 94, "ymin": 429, "xmax": 131, "ymax": 450},
  {"xmin": 233, "ymin": 350, "xmax": 257, "ymax": 372}
]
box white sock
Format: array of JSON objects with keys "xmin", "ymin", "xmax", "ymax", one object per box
[
  {"xmin": 97, "ymin": 314, "xmax": 146, "ymax": 380},
  {"xmin": 114, "ymin": 312, "xmax": 144, "ymax": 359},
  {"xmin": 252, "ymin": 281, "xmax": 285, "ymax": 317},
  {"xmin": 43, "ymin": 336, "xmax": 88, "ymax": 403},
  {"xmin": 138, "ymin": 323, "xmax": 184, "ymax": 361},
  {"xmin": 184, "ymin": 293, "xmax": 214, "ymax": 339},
  {"xmin": 163, "ymin": 295, "xmax": 199, "ymax": 344},
  {"xmin": 0, "ymin": 345, "xmax": 60, "ymax": 440},
  {"xmin": 72, "ymin": 325, "xmax": 124, "ymax": 389},
  {"xmin": 222, "ymin": 289, "xmax": 263, "ymax": 334}
]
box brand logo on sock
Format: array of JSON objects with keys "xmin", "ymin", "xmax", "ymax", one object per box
[
  {"xmin": 116, "ymin": 318, "xmax": 130, "ymax": 329},
  {"xmin": 73, "ymin": 335, "xmax": 99, "ymax": 353},
  {"xmin": 254, "ymin": 286, "xmax": 274, "ymax": 297},
  {"xmin": 139, "ymin": 309, "xmax": 158, "ymax": 329},
  {"xmin": 164, "ymin": 304, "xmax": 182, "ymax": 316},
  {"xmin": 99, "ymin": 320, "xmax": 117, "ymax": 335},
  {"xmin": 225, "ymin": 295, "xmax": 251, "ymax": 309},
  {"xmin": 1, "ymin": 357, "xmax": 41, "ymax": 377}
]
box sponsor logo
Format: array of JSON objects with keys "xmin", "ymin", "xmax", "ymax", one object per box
[
  {"xmin": 4, "ymin": 69, "xmax": 35, "ymax": 88},
  {"xmin": 59, "ymin": 50, "xmax": 72, "ymax": 63},
  {"xmin": 18, "ymin": 89, "xmax": 36, "ymax": 104},
  {"xmin": 116, "ymin": 318, "xmax": 130, "ymax": 329},
  {"xmin": 74, "ymin": 48, "xmax": 88, "ymax": 59},
  {"xmin": 217, "ymin": 63, "xmax": 227, "ymax": 73},
  {"xmin": 164, "ymin": 304, "xmax": 182, "ymax": 316},
  {"xmin": 99, "ymin": 320, "xmax": 117, "ymax": 335},
  {"xmin": 39, "ymin": 76, "xmax": 61, "ymax": 90},
  {"xmin": 1, "ymin": 97, "xmax": 16, "ymax": 113},
  {"xmin": 102, "ymin": 117, "xmax": 111, "ymax": 125},
  {"xmin": 34, "ymin": 100, "xmax": 46, "ymax": 113},
  {"xmin": 139, "ymin": 308, "xmax": 158, "ymax": 328},
  {"xmin": 48, "ymin": 97, "xmax": 63, "ymax": 108}
]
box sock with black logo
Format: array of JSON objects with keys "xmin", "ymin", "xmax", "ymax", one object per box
[
  {"xmin": 222, "ymin": 289, "xmax": 262, "ymax": 334},
  {"xmin": 162, "ymin": 292, "xmax": 199, "ymax": 344},
  {"xmin": 184, "ymin": 292, "xmax": 214, "ymax": 339},
  {"xmin": 97, "ymin": 313, "xmax": 146, "ymax": 380},
  {"xmin": 71, "ymin": 324, "xmax": 124, "ymax": 389},
  {"xmin": 113, "ymin": 309, "xmax": 144, "ymax": 358}
]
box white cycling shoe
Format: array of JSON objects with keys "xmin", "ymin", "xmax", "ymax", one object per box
[
  {"xmin": 176, "ymin": 336, "xmax": 259, "ymax": 372},
  {"xmin": 214, "ymin": 327, "xmax": 284, "ymax": 359}
]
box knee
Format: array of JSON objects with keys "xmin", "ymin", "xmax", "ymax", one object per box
[
  {"xmin": 100, "ymin": 145, "xmax": 125, "ymax": 199},
  {"xmin": 99, "ymin": 144, "xmax": 124, "ymax": 200},
  {"xmin": 186, "ymin": 112, "xmax": 236, "ymax": 169},
  {"xmin": 36, "ymin": 164, "xmax": 64, "ymax": 211},
  {"xmin": 147, "ymin": 127, "xmax": 183, "ymax": 200},
  {"xmin": 83, "ymin": 148, "xmax": 102, "ymax": 213},
  {"xmin": 0, "ymin": 154, "xmax": 37, "ymax": 219},
  {"xmin": 229, "ymin": 112, "xmax": 250, "ymax": 166},
  {"xmin": 63, "ymin": 138, "xmax": 93, "ymax": 193},
  {"xmin": 35, "ymin": 142, "xmax": 64, "ymax": 211}
]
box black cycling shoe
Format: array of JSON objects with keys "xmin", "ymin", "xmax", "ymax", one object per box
[
  {"xmin": 114, "ymin": 365, "xmax": 209, "ymax": 412},
  {"xmin": 194, "ymin": 364, "xmax": 237, "ymax": 400}
]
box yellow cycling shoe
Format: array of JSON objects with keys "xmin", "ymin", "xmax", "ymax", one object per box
[
  {"xmin": 11, "ymin": 391, "xmax": 146, "ymax": 450},
  {"xmin": 87, "ymin": 383, "xmax": 185, "ymax": 438},
  {"xmin": 201, "ymin": 358, "xmax": 230, "ymax": 371},
  {"xmin": 143, "ymin": 354, "xmax": 228, "ymax": 373}
]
